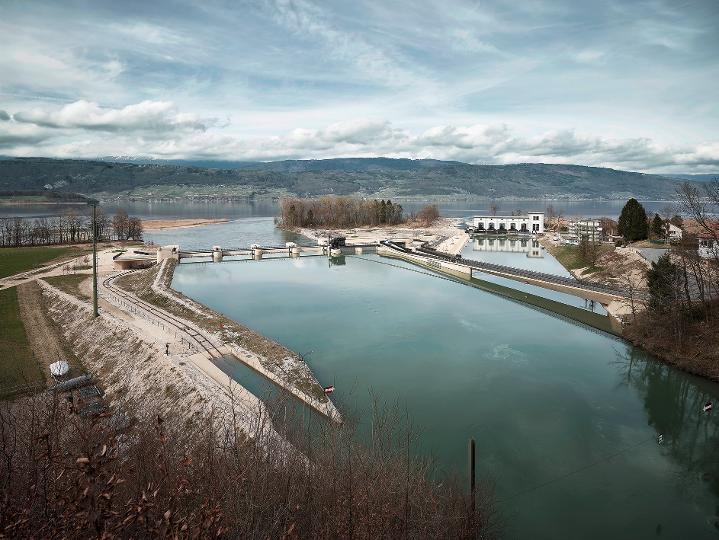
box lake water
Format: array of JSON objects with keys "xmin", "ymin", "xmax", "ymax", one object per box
[{"xmin": 172, "ymin": 223, "xmax": 719, "ymax": 539}]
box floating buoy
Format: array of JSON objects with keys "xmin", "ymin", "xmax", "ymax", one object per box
[{"xmin": 703, "ymin": 401, "xmax": 713, "ymax": 413}]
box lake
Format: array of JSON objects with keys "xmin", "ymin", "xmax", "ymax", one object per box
[{"xmin": 171, "ymin": 220, "xmax": 719, "ymax": 540}]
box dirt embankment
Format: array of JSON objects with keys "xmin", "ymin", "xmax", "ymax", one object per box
[
  {"xmin": 624, "ymin": 307, "xmax": 719, "ymax": 381},
  {"xmin": 16, "ymin": 281, "xmax": 83, "ymax": 384}
]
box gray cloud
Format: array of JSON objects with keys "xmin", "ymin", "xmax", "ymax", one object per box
[{"xmin": 0, "ymin": 110, "xmax": 10, "ymax": 121}]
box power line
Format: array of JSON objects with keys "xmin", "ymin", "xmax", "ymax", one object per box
[{"xmin": 502, "ymin": 435, "xmax": 657, "ymax": 502}]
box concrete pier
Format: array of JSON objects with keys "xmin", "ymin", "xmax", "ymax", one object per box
[
  {"xmin": 157, "ymin": 245, "xmax": 180, "ymax": 263},
  {"xmin": 212, "ymin": 246, "xmax": 223, "ymax": 263}
]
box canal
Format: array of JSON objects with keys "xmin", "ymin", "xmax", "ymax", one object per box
[{"xmin": 172, "ymin": 232, "xmax": 719, "ymax": 539}]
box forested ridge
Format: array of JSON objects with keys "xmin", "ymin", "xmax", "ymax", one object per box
[{"xmin": 0, "ymin": 156, "xmax": 696, "ymax": 199}]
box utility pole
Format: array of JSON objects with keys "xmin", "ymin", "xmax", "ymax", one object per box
[{"xmin": 92, "ymin": 202, "xmax": 98, "ymax": 317}]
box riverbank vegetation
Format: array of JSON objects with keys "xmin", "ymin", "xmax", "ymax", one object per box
[
  {"xmin": 279, "ymin": 196, "xmax": 443, "ymax": 229},
  {"xmin": 0, "ymin": 395, "xmax": 499, "ymax": 538},
  {"xmin": 624, "ymin": 182, "xmax": 719, "ymax": 380},
  {"xmin": 280, "ymin": 197, "xmax": 406, "ymax": 228}
]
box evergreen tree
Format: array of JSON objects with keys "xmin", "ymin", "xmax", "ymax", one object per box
[
  {"xmin": 647, "ymin": 254, "xmax": 680, "ymax": 314},
  {"xmin": 617, "ymin": 198, "xmax": 649, "ymax": 241},
  {"xmin": 651, "ymin": 213, "xmax": 664, "ymax": 237}
]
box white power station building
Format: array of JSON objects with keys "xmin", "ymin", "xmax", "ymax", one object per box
[{"xmin": 471, "ymin": 212, "xmax": 544, "ymax": 234}]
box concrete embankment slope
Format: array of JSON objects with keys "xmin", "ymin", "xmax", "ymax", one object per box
[
  {"xmin": 38, "ymin": 280, "xmax": 282, "ymax": 441},
  {"xmin": 378, "ymin": 245, "xmax": 621, "ymax": 336},
  {"xmin": 109, "ymin": 259, "xmax": 341, "ymax": 422}
]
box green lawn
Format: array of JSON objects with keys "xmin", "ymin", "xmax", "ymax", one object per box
[
  {"xmin": 0, "ymin": 287, "xmax": 43, "ymax": 397},
  {"xmin": 0, "ymin": 246, "xmax": 75, "ymax": 279},
  {"xmin": 548, "ymin": 244, "xmax": 612, "ymax": 272},
  {"xmin": 43, "ymin": 274, "xmax": 89, "ymax": 299}
]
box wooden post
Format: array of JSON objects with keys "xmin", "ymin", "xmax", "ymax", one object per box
[{"xmin": 469, "ymin": 437, "xmax": 476, "ymax": 532}]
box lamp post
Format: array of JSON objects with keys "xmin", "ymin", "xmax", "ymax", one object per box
[{"xmin": 91, "ymin": 202, "xmax": 98, "ymax": 317}]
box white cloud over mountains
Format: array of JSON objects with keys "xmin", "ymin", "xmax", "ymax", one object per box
[
  {"xmin": 2, "ymin": 100, "xmax": 716, "ymax": 173},
  {"xmin": 12, "ymin": 100, "xmax": 212, "ymax": 134}
]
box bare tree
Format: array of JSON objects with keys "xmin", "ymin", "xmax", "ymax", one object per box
[{"xmin": 112, "ymin": 209, "xmax": 129, "ymax": 240}]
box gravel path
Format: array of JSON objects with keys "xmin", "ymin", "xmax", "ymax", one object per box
[{"xmin": 16, "ymin": 281, "xmax": 77, "ymax": 384}]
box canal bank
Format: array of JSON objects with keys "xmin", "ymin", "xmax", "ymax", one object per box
[{"xmin": 111, "ymin": 259, "xmax": 341, "ymax": 421}]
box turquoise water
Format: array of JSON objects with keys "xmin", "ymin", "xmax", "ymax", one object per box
[
  {"xmin": 174, "ymin": 252, "xmax": 719, "ymax": 539},
  {"xmin": 462, "ymin": 235, "xmax": 607, "ymax": 313}
]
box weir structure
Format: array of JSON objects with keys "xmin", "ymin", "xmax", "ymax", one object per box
[
  {"xmin": 157, "ymin": 239, "xmax": 633, "ymax": 306},
  {"xmin": 154, "ymin": 238, "xmax": 634, "ymax": 335}
]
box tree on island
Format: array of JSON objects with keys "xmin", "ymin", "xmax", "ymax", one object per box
[
  {"xmin": 651, "ymin": 213, "xmax": 664, "ymax": 238},
  {"xmin": 618, "ymin": 198, "xmax": 648, "ymax": 242}
]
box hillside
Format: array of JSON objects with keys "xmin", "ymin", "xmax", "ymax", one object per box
[{"xmin": 0, "ymin": 157, "xmax": 696, "ymax": 200}]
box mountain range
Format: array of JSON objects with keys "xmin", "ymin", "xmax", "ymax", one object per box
[{"xmin": 0, "ymin": 156, "xmax": 712, "ymax": 200}]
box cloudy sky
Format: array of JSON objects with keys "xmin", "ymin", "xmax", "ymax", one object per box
[{"xmin": 1, "ymin": 0, "xmax": 717, "ymax": 172}]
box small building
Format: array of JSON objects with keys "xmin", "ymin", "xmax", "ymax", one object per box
[
  {"xmin": 567, "ymin": 219, "xmax": 602, "ymax": 243},
  {"xmin": 471, "ymin": 212, "xmax": 544, "ymax": 234},
  {"xmin": 114, "ymin": 249, "xmax": 156, "ymax": 270},
  {"xmin": 698, "ymin": 236, "xmax": 719, "ymax": 259},
  {"xmin": 667, "ymin": 223, "xmax": 683, "ymax": 241}
]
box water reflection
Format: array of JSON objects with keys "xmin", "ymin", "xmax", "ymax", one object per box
[
  {"xmin": 472, "ymin": 236, "xmax": 544, "ymax": 258},
  {"xmin": 615, "ymin": 347, "xmax": 719, "ymax": 528}
]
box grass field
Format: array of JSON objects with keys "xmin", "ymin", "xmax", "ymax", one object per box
[
  {"xmin": 43, "ymin": 274, "xmax": 89, "ymax": 300},
  {"xmin": 547, "ymin": 244, "xmax": 613, "ymax": 274},
  {"xmin": 0, "ymin": 287, "xmax": 43, "ymax": 397},
  {"xmin": 0, "ymin": 246, "xmax": 81, "ymax": 279}
]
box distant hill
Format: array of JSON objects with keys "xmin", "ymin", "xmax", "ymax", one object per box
[
  {"xmin": 661, "ymin": 173, "xmax": 719, "ymax": 183},
  {"xmin": 0, "ymin": 156, "xmax": 700, "ymax": 200}
]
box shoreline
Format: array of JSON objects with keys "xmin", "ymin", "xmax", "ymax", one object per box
[{"xmin": 141, "ymin": 218, "xmax": 230, "ymax": 230}]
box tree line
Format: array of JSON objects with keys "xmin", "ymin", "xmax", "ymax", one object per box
[
  {"xmin": 0, "ymin": 208, "xmax": 143, "ymax": 247},
  {"xmin": 280, "ymin": 197, "xmax": 406, "ymax": 228}
]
